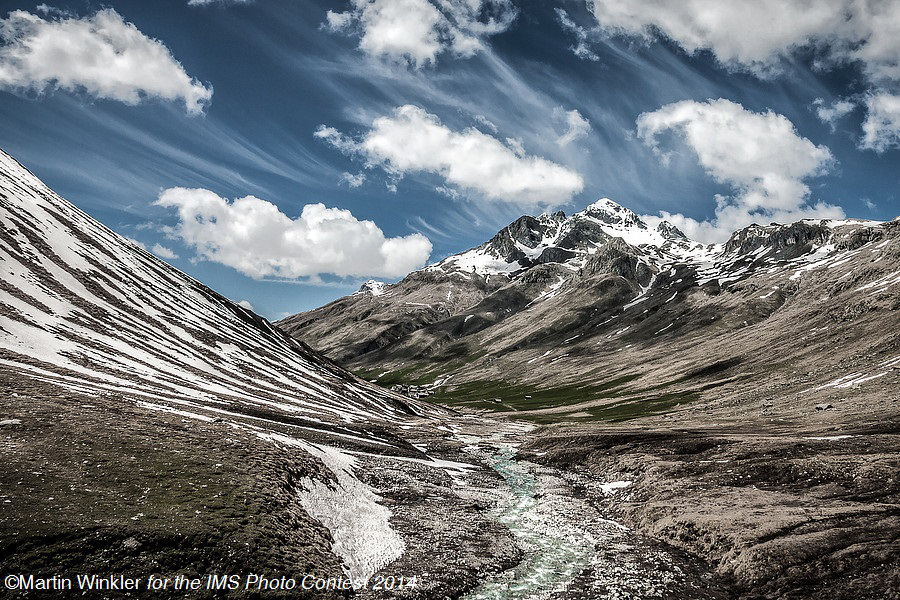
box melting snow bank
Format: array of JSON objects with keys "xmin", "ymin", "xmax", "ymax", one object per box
[
  {"xmin": 297, "ymin": 444, "xmax": 405, "ymax": 582},
  {"xmin": 256, "ymin": 433, "xmax": 405, "ymax": 581}
]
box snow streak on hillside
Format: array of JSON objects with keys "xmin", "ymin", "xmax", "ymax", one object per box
[{"xmin": 0, "ymin": 150, "xmax": 419, "ymax": 430}]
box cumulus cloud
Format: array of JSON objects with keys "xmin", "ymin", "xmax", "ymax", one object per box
[
  {"xmin": 861, "ymin": 92, "xmax": 900, "ymax": 152},
  {"xmin": 150, "ymin": 243, "xmax": 179, "ymax": 259},
  {"xmin": 324, "ymin": 0, "xmax": 517, "ymax": 67},
  {"xmin": 0, "ymin": 9, "xmax": 212, "ymax": 114},
  {"xmin": 155, "ymin": 187, "xmax": 432, "ymax": 279},
  {"xmin": 556, "ymin": 108, "xmax": 591, "ymax": 146},
  {"xmin": 236, "ymin": 299, "xmax": 254, "ymax": 310},
  {"xmin": 315, "ymin": 105, "xmax": 583, "ymax": 206},
  {"xmin": 586, "ymin": 0, "xmax": 900, "ymax": 151},
  {"xmin": 637, "ymin": 99, "xmax": 843, "ymax": 242},
  {"xmin": 587, "ymin": 0, "xmax": 845, "ymax": 73}
]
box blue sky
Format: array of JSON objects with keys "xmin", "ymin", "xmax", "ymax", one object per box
[{"xmin": 1, "ymin": 0, "xmax": 898, "ymax": 318}]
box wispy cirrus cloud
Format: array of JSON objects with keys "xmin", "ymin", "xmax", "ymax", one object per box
[
  {"xmin": 324, "ymin": 0, "xmax": 517, "ymax": 67},
  {"xmin": 156, "ymin": 187, "xmax": 432, "ymax": 279},
  {"xmin": 0, "ymin": 8, "xmax": 212, "ymax": 114},
  {"xmin": 637, "ymin": 99, "xmax": 843, "ymax": 242},
  {"xmin": 315, "ymin": 104, "xmax": 584, "ymax": 207},
  {"xmin": 555, "ymin": 8, "xmax": 599, "ymax": 61}
]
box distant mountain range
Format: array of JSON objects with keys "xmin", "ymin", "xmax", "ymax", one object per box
[{"xmin": 280, "ymin": 198, "xmax": 900, "ymax": 422}]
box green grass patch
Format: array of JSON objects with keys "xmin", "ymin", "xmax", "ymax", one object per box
[
  {"xmin": 431, "ymin": 374, "xmax": 641, "ymax": 412},
  {"xmin": 584, "ymin": 390, "xmax": 699, "ymax": 421}
]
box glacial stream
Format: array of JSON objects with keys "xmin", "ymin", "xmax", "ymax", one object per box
[{"xmin": 462, "ymin": 446, "xmax": 596, "ymax": 600}]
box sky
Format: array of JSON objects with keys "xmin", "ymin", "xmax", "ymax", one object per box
[{"xmin": 1, "ymin": 0, "xmax": 898, "ymax": 318}]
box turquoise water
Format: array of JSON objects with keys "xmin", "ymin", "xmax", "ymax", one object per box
[{"xmin": 462, "ymin": 447, "xmax": 595, "ymax": 600}]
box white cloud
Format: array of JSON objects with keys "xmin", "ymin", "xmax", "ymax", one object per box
[
  {"xmin": 474, "ymin": 114, "xmax": 498, "ymax": 133},
  {"xmin": 236, "ymin": 299, "xmax": 254, "ymax": 310},
  {"xmin": 556, "ymin": 108, "xmax": 591, "ymax": 146},
  {"xmin": 813, "ymin": 98, "xmax": 856, "ymax": 130},
  {"xmin": 505, "ymin": 137, "xmax": 525, "ymax": 156},
  {"xmin": 315, "ymin": 105, "xmax": 583, "ymax": 206},
  {"xmin": 340, "ymin": 172, "xmax": 367, "ymax": 188},
  {"xmin": 637, "ymin": 99, "xmax": 843, "ymax": 242},
  {"xmin": 435, "ymin": 185, "xmax": 461, "ymax": 199},
  {"xmin": 586, "ymin": 0, "xmax": 900, "ymax": 151},
  {"xmin": 325, "ymin": 0, "xmax": 516, "ymax": 67},
  {"xmin": 586, "ymin": 0, "xmax": 845, "ymax": 74},
  {"xmin": 0, "ymin": 9, "xmax": 212, "ymax": 114},
  {"xmin": 861, "ymin": 92, "xmax": 900, "ymax": 152},
  {"xmin": 150, "ymin": 243, "xmax": 178, "ymax": 259},
  {"xmin": 155, "ymin": 187, "xmax": 432, "ymax": 279},
  {"xmin": 555, "ymin": 8, "xmax": 599, "ymax": 61}
]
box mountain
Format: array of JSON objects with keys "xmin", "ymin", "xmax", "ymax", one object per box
[
  {"xmin": 279, "ymin": 198, "xmax": 900, "ymax": 424},
  {"xmin": 0, "ymin": 149, "xmax": 426, "ymax": 432},
  {"xmin": 0, "ymin": 149, "xmax": 520, "ymax": 591}
]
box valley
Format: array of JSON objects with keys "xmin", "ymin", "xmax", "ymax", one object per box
[
  {"xmin": 276, "ymin": 192, "xmax": 900, "ymax": 598},
  {"xmin": 1, "ymin": 146, "xmax": 898, "ymax": 599}
]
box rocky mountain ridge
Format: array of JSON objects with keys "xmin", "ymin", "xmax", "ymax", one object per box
[{"xmin": 279, "ymin": 198, "xmax": 899, "ymax": 424}]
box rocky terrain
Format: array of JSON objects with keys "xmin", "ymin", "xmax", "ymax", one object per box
[{"xmin": 522, "ymin": 419, "xmax": 900, "ymax": 599}]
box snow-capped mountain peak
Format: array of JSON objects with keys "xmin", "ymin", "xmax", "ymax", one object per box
[
  {"xmin": 356, "ymin": 280, "xmax": 387, "ymax": 296},
  {"xmin": 580, "ymin": 197, "xmax": 642, "ymax": 225},
  {"xmin": 426, "ymin": 198, "xmax": 707, "ymax": 278},
  {"xmin": 574, "ymin": 198, "xmax": 695, "ymax": 252}
]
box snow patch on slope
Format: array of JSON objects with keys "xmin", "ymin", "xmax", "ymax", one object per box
[{"xmin": 259, "ymin": 433, "xmax": 405, "ymax": 581}]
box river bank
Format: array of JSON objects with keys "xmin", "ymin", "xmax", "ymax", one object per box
[
  {"xmin": 522, "ymin": 421, "xmax": 900, "ymax": 599},
  {"xmin": 366, "ymin": 418, "xmax": 730, "ymax": 600}
]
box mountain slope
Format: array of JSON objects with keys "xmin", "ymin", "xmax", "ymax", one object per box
[
  {"xmin": 280, "ymin": 199, "xmax": 900, "ymax": 424},
  {"xmin": 0, "ymin": 149, "xmax": 522, "ymax": 593},
  {"xmin": 0, "ymin": 149, "xmax": 424, "ymax": 432}
]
